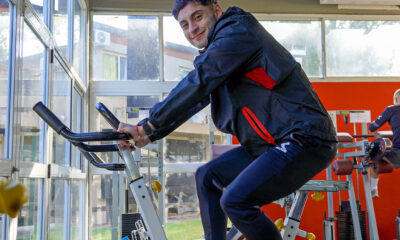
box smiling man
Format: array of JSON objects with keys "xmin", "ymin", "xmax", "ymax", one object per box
[{"xmin": 118, "ymin": 1, "xmax": 338, "ymax": 239}]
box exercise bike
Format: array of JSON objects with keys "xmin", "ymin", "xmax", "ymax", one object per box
[{"xmin": 33, "ymin": 102, "xmax": 167, "ymax": 240}]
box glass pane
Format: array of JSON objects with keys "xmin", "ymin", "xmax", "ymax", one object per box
[
  {"xmin": 163, "ymin": 16, "xmax": 196, "ymax": 81},
  {"xmin": 30, "ymin": 0, "xmax": 44, "ymax": 21},
  {"xmin": 260, "ymin": 21, "xmax": 323, "ymax": 78},
  {"xmin": 161, "ymin": 92, "xmax": 224, "ymax": 163},
  {"xmin": 71, "ymin": 88, "xmax": 82, "ymax": 169},
  {"xmin": 71, "ymin": 180, "xmax": 84, "ymax": 240},
  {"xmin": 102, "ymin": 54, "xmax": 118, "ymax": 80},
  {"xmin": 49, "ymin": 180, "xmax": 66, "ymax": 240},
  {"xmin": 95, "ymin": 96, "xmax": 159, "ymax": 130},
  {"xmin": 54, "ymin": 0, "xmax": 69, "ymax": 57},
  {"xmin": 92, "ymin": 15, "xmax": 160, "ymax": 81},
  {"xmin": 91, "ymin": 175, "xmax": 113, "ymax": 240},
  {"xmin": 0, "ymin": 177, "xmax": 4, "ymax": 238},
  {"xmin": 73, "ymin": 0, "xmax": 84, "ymax": 80},
  {"xmin": 51, "ymin": 59, "xmax": 71, "ymax": 165},
  {"xmin": 165, "ymin": 173, "xmax": 202, "ymax": 239},
  {"xmin": 326, "ymin": 20, "xmax": 400, "ymax": 76},
  {"xmin": 19, "ymin": 25, "xmax": 45, "ymax": 163},
  {"xmin": 0, "ymin": 0, "xmax": 10, "ymax": 158},
  {"xmin": 17, "ymin": 178, "xmax": 40, "ymax": 240}
]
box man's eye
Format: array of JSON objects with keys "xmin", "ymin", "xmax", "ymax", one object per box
[
  {"xmin": 181, "ymin": 23, "xmax": 188, "ymax": 29},
  {"xmin": 195, "ymin": 15, "xmax": 202, "ymax": 20}
]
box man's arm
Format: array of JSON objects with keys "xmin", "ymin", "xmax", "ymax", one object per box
[
  {"xmin": 141, "ymin": 97, "xmax": 210, "ymax": 142},
  {"xmin": 369, "ymin": 107, "xmax": 391, "ymax": 132},
  {"xmin": 146, "ymin": 21, "xmax": 261, "ymax": 140}
]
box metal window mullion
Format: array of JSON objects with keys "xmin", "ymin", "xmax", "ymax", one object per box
[
  {"xmin": 38, "ymin": 178, "xmax": 48, "ymax": 240},
  {"xmin": 6, "ymin": 0, "xmax": 17, "ymax": 161},
  {"xmin": 321, "ymin": 18, "xmax": 327, "ymax": 79},
  {"xmin": 9, "ymin": 0, "xmax": 25, "ymax": 237},
  {"xmin": 79, "ymin": 180, "xmax": 86, "ymax": 240},
  {"xmin": 1, "ymin": 214, "xmax": 8, "ymax": 240},
  {"xmin": 65, "ymin": 180, "xmax": 71, "ymax": 240},
  {"xmin": 81, "ymin": 1, "xmax": 87, "ymax": 87},
  {"xmin": 117, "ymin": 56, "xmax": 121, "ymax": 80},
  {"xmin": 24, "ymin": 0, "xmax": 51, "ymax": 48},
  {"xmin": 159, "ymin": 15, "xmax": 164, "ymax": 82},
  {"xmin": 68, "ymin": 0, "xmax": 73, "ymax": 62}
]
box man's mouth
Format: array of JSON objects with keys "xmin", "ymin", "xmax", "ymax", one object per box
[{"xmin": 193, "ymin": 31, "xmax": 205, "ymax": 40}]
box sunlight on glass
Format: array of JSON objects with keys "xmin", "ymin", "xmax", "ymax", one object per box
[
  {"xmin": 260, "ymin": 21, "xmax": 323, "ymax": 78},
  {"xmin": 92, "ymin": 15, "xmax": 160, "ymax": 81},
  {"xmin": 0, "ymin": 1, "xmax": 9, "ymax": 158},
  {"xmin": 54, "ymin": 0, "xmax": 69, "ymax": 57},
  {"xmin": 163, "ymin": 16, "xmax": 196, "ymax": 81},
  {"xmin": 19, "ymin": 25, "xmax": 45, "ymax": 163},
  {"xmin": 326, "ymin": 20, "xmax": 400, "ymax": 76},
  {"xmin": 51, "ymin": 59, "xmax": 71, "ymax": 166},
  {"xmin": 17, "ymin": 178, "xmax": 39, "ymax": 240}
]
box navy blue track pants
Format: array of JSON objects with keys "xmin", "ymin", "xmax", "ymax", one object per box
[{"xmin": 196, "ymin": 137, "xmax": 337, "ymax": 240}]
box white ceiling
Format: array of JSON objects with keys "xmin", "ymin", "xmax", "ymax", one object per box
[{"xmin": 321, "ymin": 0, "xmax": 400, "ymax": 5}]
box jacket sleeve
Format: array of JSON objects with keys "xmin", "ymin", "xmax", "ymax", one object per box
[
  {"xmin": 369, "ymin": 107, "xmax": 391, "ymax": 132},
  {"xmin": 143, "ymin": 97, "xmax": 210, "ymax": 142},
  {"xmin": 146, "ymin": 20, "xmax": 261, "ymax": 140}
]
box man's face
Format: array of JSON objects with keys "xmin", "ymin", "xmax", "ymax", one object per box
[{"xmin": 177, "ymin": 2, "xmax": 222, "ymax": 49}]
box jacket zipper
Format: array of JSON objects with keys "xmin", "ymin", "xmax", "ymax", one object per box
[{"xmin": 241, "ymin": 106, "xmax": 275, "ymax": 145}]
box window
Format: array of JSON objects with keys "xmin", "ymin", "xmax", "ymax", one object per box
[
  {"xmin": 91, "ymin": 175, "xmax": 113, "ymax": 240},
  {"xmin": 260, "ymin": 21, "xmax": 323, "ymax": 78},
  {"xmin": 71, "ymin": 88, "xmax": 83, "ymax": 169},
  {"xmin": 49, "ymin": 180, "xmax": 67, "ymax": 240},
  {"xmin": 73, "ymin": 0, "xmax": 85, "ymax": 80},
  {"xmin": 29, "ymin": 0, "xmax": 44, "ymax": 21},
  {"xmin": 92, "ymin": 15, "xmax": 160, "ymax": 81},
  {"xmin": 19, "ymin": 24, "xmax": 45, "ymax": 163},
  {"xmin": 102, "ymin": 53, "xmax": 127, "ymax": 81},
  {"xmin": 0, "ymin": 0, "xmax": 10, "ymax": 158},
  {"xmin": 51, "ymin": 58, "xmax": 71, "ymax": 166},
  {"xmin": 163, "ymin": 16, "xmax": 196, "ymax": 81},
  {"xmin": 54, "ymin": 0, "xmax": 69, "ymax": 57},
  {"xmin": 71, "ymin": 180, "xmax": 84, "ymax": 240},
  {"xmin": 325, "ymin": 20, "xmax": 400, "ymax": 76},
  {"xmin": 17, "ymin": 178, "xmax": 41, "ymax": 240}
]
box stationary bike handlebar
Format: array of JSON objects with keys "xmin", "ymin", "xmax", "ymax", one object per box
[{"xmin": 33, "ymin": 101, "xmax": 128, "ymax": 171}]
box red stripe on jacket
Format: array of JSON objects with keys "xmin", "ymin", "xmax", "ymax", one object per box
[
  {"xmin": 245, "ymin": 67, "xmax": 276, "ymax": 89},
  {"xmin": 242, "ymin": 107, "xmax": 276, "ymax": 145}
]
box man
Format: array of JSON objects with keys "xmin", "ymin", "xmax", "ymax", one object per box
[
  {"xmin": 118, "ymin": 1, "xmax": 338, "ymax": 239},
  {"xmin": 369, "ymin": 89, "xmax": 400, "ymax": 198}
]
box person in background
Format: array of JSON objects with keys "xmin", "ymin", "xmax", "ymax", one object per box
[
  {"xmin": 118, "ymin": 0, "xmax": 338, "ymax": 239},
  {"xmin": 369, "ymin": 89, "xmax": 400, "ymax": 198}
]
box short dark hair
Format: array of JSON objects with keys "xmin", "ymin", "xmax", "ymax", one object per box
[{"xmin": 172, "ymin": 0, "xmax": 216, "ymax": 20}]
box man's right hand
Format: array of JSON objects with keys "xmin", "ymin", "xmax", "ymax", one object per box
[{"xmin": 117, "ymin": 122, "xmax": 151, "ymax": 150}]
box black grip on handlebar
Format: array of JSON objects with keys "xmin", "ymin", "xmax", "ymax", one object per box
[
  {"xmin": 33, "ymin": 101, "xmax": 66, "ymax": 134},
  {"xmin": 96, "ymin": 102, "xmax": 120, "ymax": 130}
]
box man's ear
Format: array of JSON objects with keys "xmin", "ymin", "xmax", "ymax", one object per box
[{"xmin": 213, "ymin": 3, "xmax": 223, "ymax": 18}]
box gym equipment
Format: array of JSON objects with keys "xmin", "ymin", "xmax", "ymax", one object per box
[
  {"xmin": 0, "ymin": 180, "xmax": 29, "ymax": 218},
  {"xmin": 33, "ymin": 101, "xmax": 167, "ymax": 240},
  {"xmin": 396, "ymin": 209, "xmax": 400, "ymax": 240},
  {"xmin": 333, "ymin": 132, "xmax": 394, "ymax": 240}
]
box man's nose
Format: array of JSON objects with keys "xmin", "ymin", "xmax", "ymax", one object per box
[{"xmin": 189, "ymin": 22, "xmax": 199, "ymax": 36}]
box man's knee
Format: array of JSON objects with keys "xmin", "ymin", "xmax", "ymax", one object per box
[
  {"xmin": 220, "ymin": 189, "xmax": 242, "ymax": 214},
  {"xmin": 195, "ymin": 165, "xmax": 208, "ymax": 184}
]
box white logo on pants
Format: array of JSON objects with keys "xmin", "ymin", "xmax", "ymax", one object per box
[{"xmin": 276, "ymin": 142, "xmax": 290, "ymax": 153}]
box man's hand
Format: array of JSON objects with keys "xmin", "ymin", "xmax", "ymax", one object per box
[
  {"xmin": 374, "ymin": 132, "xmax": 382, "ymax": 139},
  {"xmin": 117, "ymin": 122, "xmax": 151, "ymax": 150}
]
